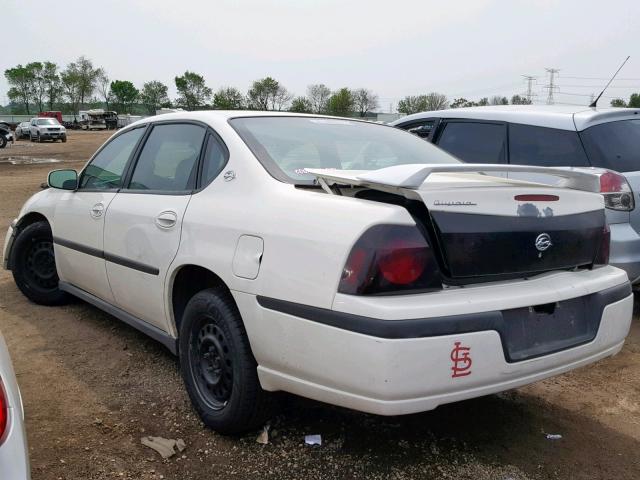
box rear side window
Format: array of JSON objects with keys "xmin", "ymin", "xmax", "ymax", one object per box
[
  {"xmin": 201, "ymin": 134, "xmax": 228, "ymax": 185},
  {"xmin": 436, "ymin": 121, "xmax": 506, "ymax": 163},
  {"xmin": 129, "ymin": 123, "xmax": 206, "ymax": 192},
  {"xmin": 580, "ymin": 119, "xmax": 640, "ymax": 172},
  {"xmin": 79, "ymin": 127, "xmax": 144, "ymax": 190},
  {"xmin": 509, "ymin": 123, "xmax": 589, "ymax": 167}
]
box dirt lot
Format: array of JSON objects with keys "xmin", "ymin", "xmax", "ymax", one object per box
[{"xmin": 0, "ymin": 131, "xmax": 639, "ymax": 479}]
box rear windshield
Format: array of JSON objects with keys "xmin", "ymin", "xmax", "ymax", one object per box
[
  {"xmin": 229, "ymin": 116, "xmax": 459, "ymax": 184},
  {"xmin": 37, "ymin": 118, "xmax": 59, "ymax": 125},
  {"xmin": 580, "ymin": 119, "xmax": 640, "ymax": 172}
]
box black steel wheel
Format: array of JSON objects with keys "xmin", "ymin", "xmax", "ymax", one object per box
[
  {"xmin": 179, "ymin": 287, "xmax": 273, "ymax": 434},
  {"xmin": 11, "ymin": 221, "xmax": 69, "ymax": 305}
]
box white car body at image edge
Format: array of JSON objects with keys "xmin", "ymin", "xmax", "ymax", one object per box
[
  {"xmin": 0, "ymin": 330, "xmax": 30, "ymax": 479},
  {"xmin": 2, "ymin": 111, "xmax": 633, "ymax": 434}
]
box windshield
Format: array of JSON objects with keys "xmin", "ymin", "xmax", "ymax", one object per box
[
  {"xmin": 580, "ymin": 119, "xmax": 640, "ymax": 172},
  {"xmin": 37, "ymin": 118, "xmax": 59, "ymax": 125},
  {"xmin": 230, "ymin": 116, "xmax": 459, "ymax": 184}
]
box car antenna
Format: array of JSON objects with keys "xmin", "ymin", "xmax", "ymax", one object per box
[{"xmin": 590, "ymin": 55, "xmax": 630, "ymax": 108}]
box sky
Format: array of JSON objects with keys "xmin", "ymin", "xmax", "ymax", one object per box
[{"xmin": 3, "ymin": 0, "xmax": 640, "ymax": 111}]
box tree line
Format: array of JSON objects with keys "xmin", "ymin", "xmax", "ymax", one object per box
[
  {"xmin": 3, "ymin": 56, "xmax": 380, "ymax": 118},
  {"xmin": 5, "ymin": 56, "xmax": 640, "ymax": 118}
]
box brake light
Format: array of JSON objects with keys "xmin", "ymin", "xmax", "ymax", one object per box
[
  {"xmin": 338, "ymin": 225, "xmax": 441, "ymax": 295},
  {"xmin": 0, "ymin": 379, "xmax": 7, "ymax": 445},
  {"xmin": 595, "ymin": 224, "xmax": 611, "ymax": 265},
  {"xmin": 599, "ymin": 171, "xmax": 634, "ymax": 211}
]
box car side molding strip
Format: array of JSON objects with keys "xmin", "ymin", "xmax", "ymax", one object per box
[
  {"xmin": 59, "ymin": 281, "xmax": 177, "ymax": 355},
  {"xmin": 53, "ymin": 237, "xmax": 159, "ymax": 275}
]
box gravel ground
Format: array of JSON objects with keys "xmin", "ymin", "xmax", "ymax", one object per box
[{"xmin": 0, "ymin": 131, "xmax": 639, "ymax": 479}]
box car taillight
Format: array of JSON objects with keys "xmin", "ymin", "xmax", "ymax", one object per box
[
  {"xmin": 0, "ymin": 379, "xmax": 7, "ymax": 444},
  {"xmin": 338, "ymin": 225, "xmax": 442, "ymax": 295},
  {"xmin": 599, "ymin": 171, "xmax": 634, "ymax": 211},
  {"xmin": 595, "ymin": 224, "xmax": 611, "ymax": 265}
]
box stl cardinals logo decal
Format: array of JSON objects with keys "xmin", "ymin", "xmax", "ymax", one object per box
[{"xmin": 450, "ymin": 342, "xmax": 472, "ymax": 378}]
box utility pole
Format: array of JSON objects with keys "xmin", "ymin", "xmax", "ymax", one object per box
[
  {"xmin": 544, "ymin": 68, "xmax": 560, "ymax": 105},
  {"xmin": 522, "ymin": 75, "xmax": 537, "ymax": 103}
]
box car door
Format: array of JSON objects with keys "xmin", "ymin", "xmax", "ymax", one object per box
[
  {"xmin": 52, "ymin": 126, "xmax": 146, "ymax": 302},
  {"xmin": 103, "ymin": 122, "xmax": 207, "ymax": 330}
]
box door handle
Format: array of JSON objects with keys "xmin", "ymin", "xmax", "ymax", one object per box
[
  {"xmin": 155, "ymin": 211, "xmax": 178, "ymax": 229},
  {"xmin": 90, "ymin": 203, "xmax": 104, "ymax": 218}
]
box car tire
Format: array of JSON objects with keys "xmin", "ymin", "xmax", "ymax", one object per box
[
  {"xmin": 37, "ymin": 132, "xmax": 42, "ymax": 143},
  {"xmin": 11, "ymin": 221, "xmax": 70, "ymax": 306},
  {"xmin": 0, "ymin": 135, "xmax": 6, "ymax": 149},
  {"xmin": 179, "ymin": 288, "xmax": 273, "ymax": 434},
  {"xmin": 62, "ymin": 136, "xmax": 67, "ymax": 143}
]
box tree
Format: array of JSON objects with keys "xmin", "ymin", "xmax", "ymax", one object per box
[
  {"xmin": 510, "ymin": 94, "xmax": 532, "ymax": 105},
  {"xmin": 611, "ymin": 98, "xmax": 627, "ymax": 107},
  {"xmin": 29, "ymin": 62, "xmax": 48, "ymax": 112},
  {"xmin": 60, "ymin": 57, "xmax": 101, "ymax": 113},
  {"xmin": 95, "ymin": 68, "xmax": 112, "ymax": 109},
  {"xmin": 477, "ymin": 97, "xmax": 489, "ymax": 106},
  {"xmin": 60, "ymin": 67, "xmax": 82, "ymax": 116},
  {"xmin": 326, "ymin": 88, "xmax": 354, "ymax": 116},
  {"xmin": 43, "ymin": 62, "xmax": 61, "ymax": 110},
  {"xmin": 140, "ymin": 80, "xmax": 170, "ymax": 114},
  {"xmin": 307, "ymin": 84, "xmax": 331, "ymax": 113},
  {"xmin": 274, "ymin": 85, "xmax": 293, "ymax": 111},
  {"xmin": 628, "ymin": 93, "xmax": 640, "ymax": 108},
  {"xmin": 4, "ymin": 64, "xmax": 36, "ymax": 114},
  {"xmin": 175, "ymin": 71, "xmax": 212, "ymax": 110},
  {"xmin": 212, "ymin": 87, "xmax": 245, "ymax": 110},
  {"xmin": 289, "ymin": 96, "xmax": 313, "ymax": 113},
  {"xmin": 490, "ymin": 95, "xmax": 509, "ymax": 106},
  {"xmin": 247, "ymin": 77, "xmax": 281, "ymax": 110},
  {"xmin": 397, "ymin": 93, "xmax": 448, "ymax": 114},
  {"xmin": 450, "ymin": 97, "xmax": 477, "ymax": 109},
  {"xmin": 353, "ymin": 88, "xmax": 379, "ymax": 117},
  {"xmin": 109, "ymin": 80, "xmax": 139, "ymax": 114}
]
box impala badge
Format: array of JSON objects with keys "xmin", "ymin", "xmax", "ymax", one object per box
[{"xmin": 535, "ymin": 233, "xmax": 552, "ymax": 255}]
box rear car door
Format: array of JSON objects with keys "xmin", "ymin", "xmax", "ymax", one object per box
[
  {"xmin": 434, "ymin": 120, "xmax": 507, "ymax": 164},
  {"xmin": 53, "ymin": 126, "xmax": 146, "ymax": 301},
  {"xmin": 103, "ymin": 122, "xmax": 207, "ymax": 330}
]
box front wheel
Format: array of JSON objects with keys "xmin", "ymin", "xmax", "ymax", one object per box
[
  {"xmin": 179, "ymin": 288, "xmax": 273, "ymax": 434},
  {"xmin": 0, "ymin": 135, "xmax": 6, "ymax": 149},
  {"xmin": 61, "ymin": 136, "xmax": 67, "ymax": 143},
  {"xmin": 11, "ymin": 221, "xmax": 69, "ymax": 306}
]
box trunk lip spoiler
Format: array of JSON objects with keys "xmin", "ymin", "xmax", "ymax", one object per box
[{"xmin": 306, "ymin": 164, "xmax": 602, "ymax": 193}]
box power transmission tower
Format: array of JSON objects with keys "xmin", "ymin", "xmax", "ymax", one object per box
[
  {"xmin": 522, "ymin": 75, "xmax": 537, "ymax": 102},
  {"xmin": 544, "ymin": 68, "xmax": 560, "ymax": 105}
]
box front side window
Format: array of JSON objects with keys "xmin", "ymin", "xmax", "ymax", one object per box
[
  {"xmin": 509, "ymin": 123, "xmax": 589, "ymax": 167},
  {"xmin": 128, "ymin": 124, "xmax": 205, "ymax": 192},
  {"xmin": 436, "ymin": 121, "xmax": 506, "ymax": 164},
  {"xmin": 580, "ymin": 119, "xmax": 640, "ymax": 172},
  {"xmin": 79, "ymin": 127, "xmax": 145, "ymax": 190},
  {"xmin": 400, "ymin": 120, "xmax": 436, "ymax": 139},
  {"xmin": 229, "ymin": 116, "xmax": 459, "ymax": 184}
]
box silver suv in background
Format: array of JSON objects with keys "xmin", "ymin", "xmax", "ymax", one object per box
[
  {"xmin": 392, "ymin": 106, "xmax": 640, "ymax": 284},
  {"xmin": 29, "ymin": 117, "xmax": 67, "ymax": 143}
]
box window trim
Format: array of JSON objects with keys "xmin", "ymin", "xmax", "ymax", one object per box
[
  {"xmin": 119, "ymin": 120, "xmax": 212, "ymax": 196},
  {"xmin": 76, "ymin": 124, "xmax": 149, "ymax": 193},
  {"xmin": 434, "ymin": 119, "xmax": 509, "ymax": 164},
  {"xmin": 395, "ymin": 117, "xmax": 441, "ymax": 141},
  {"xmin": 194, "ymin": 129, "xmax": 230, "ymax": 193}
]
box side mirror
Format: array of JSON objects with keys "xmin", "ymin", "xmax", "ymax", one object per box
[{"xmin": 48, "ymin": 169, "xmax": 78, "ymax": 190}]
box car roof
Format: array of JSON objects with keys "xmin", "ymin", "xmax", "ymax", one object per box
[{"xmin": 392, "ymin": 105, "xmax": 640, "ymax": 131}]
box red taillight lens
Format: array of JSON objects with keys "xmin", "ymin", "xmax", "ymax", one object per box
[
  {"xmin": 595, "ymin": 224, "xmax": 611, "ymax": 265},
  {"xmin": 599, "ymin": 171, "xmax": 635, "ymax": 211},
  {"xmin": 0, "ymin": 380, "xmax": 7, "ymax": 444},
  {"xmin": 339, "ymin": 225, "xmax": 441, "ymax": 295}
]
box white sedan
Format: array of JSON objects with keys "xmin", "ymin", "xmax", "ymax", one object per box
[
  {"xmin": 15, "ymin": 122, "xmax": 31, "ymax": 140},
  {"xmin": 2, "ymin": 111, "xmax": 633, "ymax": 434}
]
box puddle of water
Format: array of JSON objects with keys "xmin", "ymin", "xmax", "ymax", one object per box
[{"xmin": 0, "ymin": 157, "xmax": 62, "ymax": 165}]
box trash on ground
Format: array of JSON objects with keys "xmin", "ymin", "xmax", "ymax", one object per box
[
  {"xmin": 256, "ymin": 425, "xmax": 270, "ymax": 444},
  {"xmin": 545, "ymin": 433, "xmax": 563, "ymax": 440},
  {"xmin": 304, "ymin": 434, "xmax": 322, "ymax": 446},
  {"xmin": 141, "ymin": 436, "xmax": 186, "ymax": 459}
]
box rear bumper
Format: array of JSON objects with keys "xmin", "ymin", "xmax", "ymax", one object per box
[
  {"xmin": 234, "ymin": 266, "xmax": 633, "ymax": 416},
  {"xmin": 609, "ymin": 222, "xmax": 640, "ymax": 284}
]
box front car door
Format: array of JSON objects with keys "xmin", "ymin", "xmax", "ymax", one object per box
[
  {"xmin": 103, "ymin": 122, "xmax": 207, "ymax": 330},
  {"xmin": 53, "ymin": 126, "xmax": 146, "ymax": 302}
]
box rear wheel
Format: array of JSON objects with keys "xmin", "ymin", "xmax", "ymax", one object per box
[
  {"xmin": 179, "ymin": 288, "xmax": 272, "ymax": 434},
  {"xmin": 0, "ymin": 135, "xmax": 6, "ymax": 149},
  {"xmin": 11, "ymin": 221, "xmax": 69, "ymax": 306},
  {"xmin": 37, "ymin": 132, "xmax": 42, "ymax": 143}
]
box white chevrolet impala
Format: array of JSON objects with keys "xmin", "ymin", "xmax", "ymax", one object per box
[{"xmin": 2, "ymin": 112, "xmax": 633, "ymax": 434}]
